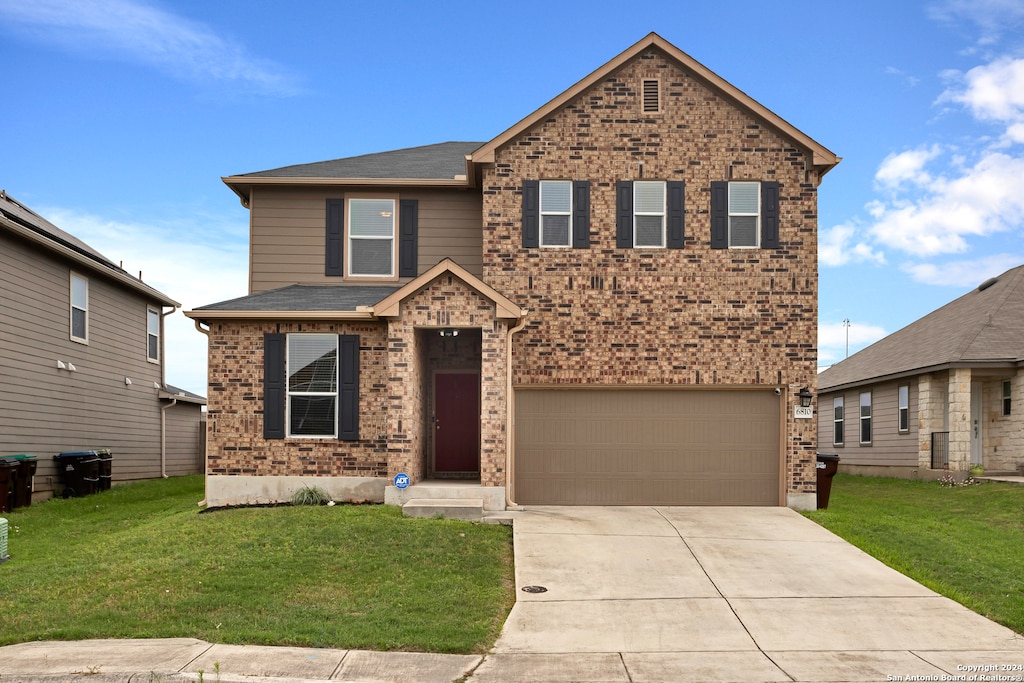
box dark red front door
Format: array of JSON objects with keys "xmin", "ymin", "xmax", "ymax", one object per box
[{"xmin": 434, "ymin": 372, "xmax": 480, "ymax": 473}]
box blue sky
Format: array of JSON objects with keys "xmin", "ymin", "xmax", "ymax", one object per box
[{"xmin": 3, "ymin": 0, "xmax": 1024, "ymax": 395}]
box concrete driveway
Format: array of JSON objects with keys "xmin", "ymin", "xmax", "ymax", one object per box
[{"xmin": 470, "ymin": 506, "xmax": 1024, "ymax": 682}]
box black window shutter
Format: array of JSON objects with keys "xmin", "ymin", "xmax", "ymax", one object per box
[
  {"xmin": 325, "ymin": 199, "xmax": 344, "ymax": 276},
  {"xmin": 761, "ymin": 181, "xmax": 780, "ymax": 249},
  {"xmin": 263, "ymin": 333, "xmax": 286, "ymax": 439},
  {"xmin": 399, "ymin": 199, "xmax": 418, "ymax": 277},
  {"xmin": 710, "ymin": 181, "xmax": 728, "ymax": 249},
  {"xmin": 667, "ymin": 180, "xmax": 685, "ymax": 249},
  {"xmin": 616, "ymin": 181, "xmax": 633, "ymax": 248},
  {"xmin": 572, "ymin": 180, "xmax": 590, "ymax": 249},
  {"xmin": 338, "ymin": 334, "xmax": 360, "ymax": 441},
  {"xmin": 522, "ymin": 180, "xmax": 539, "ymax": 248}
]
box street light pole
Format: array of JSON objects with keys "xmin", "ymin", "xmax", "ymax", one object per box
[{"xmin": 842, "ymin": 318, "xmax": 851, "ymax": 358}]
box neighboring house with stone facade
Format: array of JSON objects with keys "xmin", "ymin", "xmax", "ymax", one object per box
[
  {"xmin": 186, "ymin": 33, "xmax": 839, "ymax": 511},
  {"xmin": 818, "ymin": 264, "xmax": 1024, "ymax": 478}
]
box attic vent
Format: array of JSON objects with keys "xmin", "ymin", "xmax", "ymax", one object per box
[
  {"xmin": 978, "ymin": 277, "xmax": 999, "ymax": 292},
  {"xmin": 642, "ymin": 79, "xmax": 660, "ymax": 112}
]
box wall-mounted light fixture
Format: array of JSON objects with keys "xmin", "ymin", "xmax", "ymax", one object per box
[
  {"xmin": 797, "ymin": 387, "xmax": 813, "ymax": 408},
  {"xmin": 439, "ymin": 328, "xmax": 459, "ymax": 338}
]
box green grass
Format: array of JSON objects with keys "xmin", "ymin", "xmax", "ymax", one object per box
[
  {"xmin": 0, "ymin": 475, "xmax": 515, "ymax": 653},
  {"xmin": 805, "ymin": 473, "xmax": 1024, "ymax": 634}
]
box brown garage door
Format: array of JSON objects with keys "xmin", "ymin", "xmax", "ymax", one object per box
[{"xmin": 514, "ymin": 389, "xmax": 781, "ymax": 505}]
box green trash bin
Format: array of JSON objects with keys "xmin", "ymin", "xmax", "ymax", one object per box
[{"xmin": 2, "ymin": 455, "xmax": 38, "ymax": 509}]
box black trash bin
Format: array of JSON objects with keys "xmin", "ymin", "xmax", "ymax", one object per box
[
  {"xmin": 2, "ymin": 455, "xmax": 38, "ymax": 509},
  {"xmin": 95, "ymin": 449, "xmax": 113, "ymax": 491},
  {"xmin": 816, "ymin": 453, "xmax": 841, "ymax": 509},
  {"xmin": 54, "ymin": 451, "xmax": 102, "ymax": 498},
  {"xmin": 0, "ymin": 459, "xmax": 17, "ymax": 513}
]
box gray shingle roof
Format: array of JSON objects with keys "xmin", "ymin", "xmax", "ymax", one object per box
[
  {"xmin": 235, "ymin": 142, "xmax": 483, "ymax": 180},
  {"xmin": 195, "ymin": 285, "xmax": 401, "ymax": 312},
  {"xmin": 819, "ymin": 264, "xmax": 1024, "ymax": 391},
  {"xmin": 0, "ymin": 190, "xmax": 117, "ymax": 268}
]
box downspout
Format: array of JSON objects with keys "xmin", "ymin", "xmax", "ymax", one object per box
[
  {"xmin": 193, "ymin": 319, "xmax": 211, "ymax": 506},
  {"xmin": 505, "ymin": 312, "xmax": 529, "ymax": 509},
  {"xmin": 160, "ymin": 398, "xmax": 177, "ymax": 478}
]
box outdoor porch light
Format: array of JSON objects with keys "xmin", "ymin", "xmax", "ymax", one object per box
[
  {"xmin": 797, "ymin": 387, "xmax": 813, "ymax": 407},
  {"xmin": 439, "ymin": 328, "xmax": 459, "ymax": 338}
]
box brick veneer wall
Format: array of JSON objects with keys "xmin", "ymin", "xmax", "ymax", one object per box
[
  {"xmin": 205, "ymin": 321, "xmax": 389, "ymax": 478},
  {"xmin": 481, "ymin": 48, "xmax": 820, "ymax": 499}
]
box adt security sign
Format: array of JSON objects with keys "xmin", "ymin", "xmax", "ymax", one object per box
[{"xmin": 393, "ymin": 473, "xmax": 410, "ymax": 489}]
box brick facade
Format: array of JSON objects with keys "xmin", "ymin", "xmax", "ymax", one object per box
[{"xmin": 482, "ymin": 49, "xmax": 819, "ymax": 500}]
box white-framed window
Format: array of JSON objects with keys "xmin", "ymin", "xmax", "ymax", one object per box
[
  {"xmin": 729, "ymin": 181, "xmax": 760, "ymax": 248},
  {"xmin": 287, "ymin": 334, "xmax": 338, "ymax": 438},
  {"xmin": 833, "ymin": 396, "xmax": 844, "ymax": 446},
  {"xmin": 633, "ymin": 181, "xmax": 665, "ymax": 248},
  {"xmin": 860, "ymin": 391, "xmax": 872, "ymax": 444},
  {"xmin": 348, "ymin": 198, "xmax": 395, "ymax": 277},
  {"xmin": 898, "ymin": 384, "xmax": 909, "ymax": 433},
  {"xmin": 147, "ymin": 307, "xmax": 160, "ymax": 362},
  {"xmin": 70, "ymin": 272, "xmax": 88, "ymax": 343},
  {"xmin": 1003, "ymin": 380, "xmax": 1012, "ymax": 416},
  {"xmin": 540, "ymin": 180, "xmax": 572, "ymax": 247}
]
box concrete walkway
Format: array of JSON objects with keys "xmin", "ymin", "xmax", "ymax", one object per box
[{"xmin": 2, "ymin": 506, "xmax": 1023, "ymax": 682}]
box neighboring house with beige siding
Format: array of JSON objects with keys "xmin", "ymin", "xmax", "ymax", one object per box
[
  {"xmin": 818, "ymin": 264, "xmax": 1024, "ymax": 478},
  {"xmin": 0, "ymin": 191, "xmax": 205, "ymax": 500},
  {"xmin": 187, "ymin": 33, "xmax": 839, "ymax": 512}
]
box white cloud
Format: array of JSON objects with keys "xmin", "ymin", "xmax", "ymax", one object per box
[
  {"xmin": 875, "ymin": 145, "xmax": 942, "ymax": 188},
  {"xmin": 928, "ymin": 0, "xmax": 1024, "ymax": 47},
  {"xmin": 819, "ymin": 223, "xmax": 886, "ymax": 267},
  {"xmin": 940, "ymin": 57, "xmax": 1024, "ymax": 144},
  {"xmin": 818, "ymin": 320, "xmax": 888, "ymax": 368},
  {"xmin": 901, "ymin": 253, "xmax": 1024, "ymax": 287},
  {"xmin": 40, "ymin": 206, "xmax": 250, "ymax": 395},
  {"xmin": 0, "ymin": 0, "xmax": 300, "ymax": 95}
]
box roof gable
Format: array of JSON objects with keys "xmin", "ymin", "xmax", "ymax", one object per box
[
  {"xmin": 374, "ymin": 258, "xmax": 524, "ymax": 320},
  {"xmin": 819, "ymin": 265, "xmax": 1024, "ymax": 391},
  {"xmin": 470, "ymin": 33, "xmax": 839, "ymax": 176}
]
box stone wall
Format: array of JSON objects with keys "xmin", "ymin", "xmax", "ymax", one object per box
[{"xmin": 481, "ymin": 47, "xmax": 820, "ymax": 499}]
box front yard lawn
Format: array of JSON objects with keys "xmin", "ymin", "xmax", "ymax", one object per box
[
  {"xmin": 0, "ymin": 475, "xmax": 515, "ymax": 653},
  {"xmin": 804, "ymin": 473, "xmax": 1024, "ymax": 635}
]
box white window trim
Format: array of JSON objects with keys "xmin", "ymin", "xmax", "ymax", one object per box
[
  {"xmin": 728, "ymin": 181, "xmax": 761, "ymax": 249},
  {"xmin": 833, "ymin": 396, "xmax": 844, "ymax": 446},
  {"xmin": 898, "ymin": 384, "xmax": 910, "ymax": 433},
  {"xmin": 859, "ymin": 391, "xmax": 872, "ymax": 445},
  {"xmin": 70, "ymin": 271, "xmax": 89, "ymax": 344},
  {"xmin": 146, "ymin": 306, "xmax": 160, "ymax": 364},
  {"xmin": 345, "ymin": 196, "xmax": 398, "ymax": 280},
  {"xmin": 286, "ymin": 333, "xmax": 339, "ymax": 439},
  {"xmin": 633, "ymin": 180, "xmax": 666, "ymax": 248},
  {"xmin": 539, "ymin": 180, "xmax": 573, "ymax": 248}
]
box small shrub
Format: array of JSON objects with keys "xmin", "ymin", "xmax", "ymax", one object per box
[
  {"xmin": 937, "ymin": 472, "xmax": 978, "ymax": 488},
  {"xmin": 291, "ymin": 485, "xmax": 331, "ymax": 506}
]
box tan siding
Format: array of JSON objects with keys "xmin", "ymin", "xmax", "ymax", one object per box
[
  {"xmin": 249, "ymin": 187, "xmax": 482, "ymax": 293},
  {"xmin": 0, "ymin": 232, "xmax": 201, "ymax": 497},
  {"xmin": 819, "ymin": 382, "xmax": 918, "ymax": 467},
  {"xmin": 165, "ymin": 403, "xmax": 204, "ymax": 476}
]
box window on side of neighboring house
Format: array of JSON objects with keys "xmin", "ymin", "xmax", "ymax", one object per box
[
  {"xmin": 728, "ymin": 181, "xmax": 760, "ymax": 248},
  {"xmin": 348, "ymin": 198, "xmax": 396, "ymax": 277},
  {"xmin": 70, "ymin": 272, "xmax": 88, "ymax": 343},
  {"xmin": 833, "ymin": 396, "xmax": 844, "ymax": 446},
  {"xmin": 898, "ymin": 384, "xmax": 909, "ymax": 433},
  {"xmin": 287, "ymin": 334, "xmax": 339, "ymax": 438},
  {"xmin": 540, "ymin": 180, "xmax": 572, "ymax": 247},
  {"xmin": 710, "ymin": 181, "xmax": 779, "ymax": 249},
  {"xmin": 860, "ymin": 391, "xmax": 872, "ymax": 444},
  {"xmin": 147, "ymin": 307, "xmax": 160, "ymax": 362},
  {"xmin": 1004, "ymin": 380, "xmax": 1012, "ymax": 416},
  {"xmin": 633, "ymin": 181, "xmax": 666, "ymax": 248}
]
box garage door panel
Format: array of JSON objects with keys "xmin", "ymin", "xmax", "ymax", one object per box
[{"xmin": 515, "ymin": 389, "xmax": 781, "ymax": 506}]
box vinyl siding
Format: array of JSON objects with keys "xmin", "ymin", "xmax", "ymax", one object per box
[
  {"xmin": 819, "ymin": 380, "xmax": 918, "ymax": 466},
  {"xmin": 0, "ymin": 231, "xmax": 200, "ymax": 497},
  {"xmin": 249, "ymin": 186, "xmax": 482, "ymax": 294},
  {"xmin": 164, "ymin": 402, "xmax": 204, "ymax": 476}
]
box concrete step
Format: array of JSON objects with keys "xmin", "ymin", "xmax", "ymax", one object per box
[{"xmin": 402, "ymin": 498, "xmax": 484, "ymax": 522}]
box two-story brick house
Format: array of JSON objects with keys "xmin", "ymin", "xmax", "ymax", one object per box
[{"xmin": 187, "ymin": 33, "xmax": 839, "ymax": 511}]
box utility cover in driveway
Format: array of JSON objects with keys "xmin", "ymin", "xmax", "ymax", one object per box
[{"xmin": 514, "ymin": 389, "xmax": 781, "ymax": 505}]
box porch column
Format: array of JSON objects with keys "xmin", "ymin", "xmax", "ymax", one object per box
[
  {"xmin": 948, "ymin": 368, "xmax": 972, "ymax": 472},
  {"xmin": 918, "ymin": 374, "xmax": 942, "ymax": 468}
]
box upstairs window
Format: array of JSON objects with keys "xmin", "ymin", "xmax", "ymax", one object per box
[
  {"xmin": 728, "ymin": 182, "xmax": 760, "ymax": 248},
  {"xmin": 633, "ymin": 181, "xmax": 666, "ymax": 248},
  {"xmin": 147, "ymin": 307, "xmax": 160, "ymax": 362},
  {"xmin": 833, "ymin": 396, "xmax": 844, "ymax": 446},
  {"xmin": 348, "ymin": 198, "xmax": 395, "ymax": 277},
  {"xmin": 898, "ymin": 384, "xmax": 909, "ymax": 432},
  {"xmin": 70, "ymin": 272, "xmax": 88, "ymax": 343},
  {"xmin": 860, "ymin": 391, "xmax": 872, "ymax": 444},
  {"xmin": 540, "ymin": 181, "xmax": 572, "ymax": 247},
  {"xmin": 710, "ymin": 181, "xmax": 779, "ymax": 249}
]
